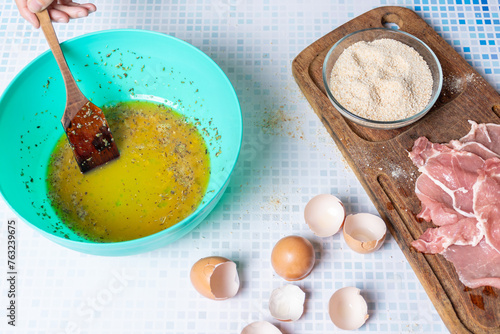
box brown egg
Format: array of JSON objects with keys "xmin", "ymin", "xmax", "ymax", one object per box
[
  {"xmin": 190, "ymin": 256, "xmax": 240, "ymax": 300},
  {"xmin": 271, "ymin": 235, "xmax": 315, "ymax": 281}
]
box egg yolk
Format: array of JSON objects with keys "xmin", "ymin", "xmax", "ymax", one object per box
[{"xmin": 46, "ymin": 100, "xmax": 211, "ymax": 242}]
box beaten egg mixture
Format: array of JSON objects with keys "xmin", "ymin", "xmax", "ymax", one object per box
[{"xmin": 47, "ymin": 100, "xmax": 210, "ymax": 242}]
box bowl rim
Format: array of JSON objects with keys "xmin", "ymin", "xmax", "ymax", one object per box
[
  {"xmin": 0, "ymin": 28, "xmax": 243, "ymax": 250},
  {"xmin": 322, "ymin": 27, "xmax": 443, "ymax": 128}
]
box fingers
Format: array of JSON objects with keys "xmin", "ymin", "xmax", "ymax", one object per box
[
  {"xmin": 17, "ymin": 0, "xmax": 97, "ymax": 28},
  {"xmin": 51, "ymin": 4, "xmax": 89, "ymax": 19},
  {"xmin": 27, "ymin": 0, "xmax": 55, "ymax": 13},
  {"xmin": 14, "ymin": 0, "xmax": 40, "ymax": 28},
  {"xmin": 79, "ymin": 3, "xmax": 97, "ymax": 13},
  {"xmin": 58, "ymin": 0, "xmax": 96, "ymax": 12},
  {"xmin": 48, "ymin": 8, "xmax": 70, "ymax": 23}
]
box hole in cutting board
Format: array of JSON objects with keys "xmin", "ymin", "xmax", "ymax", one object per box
[{"xmin": 382, "ymin": 13, "xmax": 403, "ymax": 29}]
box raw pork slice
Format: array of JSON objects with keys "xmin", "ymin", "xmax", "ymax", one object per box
[
  {"xmin": 473, "ymin": 158, "xmax": 500, "ymax": 253},
  {"xmin": 409, "ymin": 121, "xmax": 500, "ymax": 289},
  {"xmin": 458, "ymin": 121, "xmax": 500, "ymax": 157},
  {"xmin": 411, "ymin": 217, "xmax": 481, "ymax": 254},
  {"xmin": 442, "ymin": 239, "xmax": 500, "ymax": 289},
  {"xmin": 415, "ymin": 174, "xmax": 463, "ymax": 226},
  {"xmin": 449, "ymin": 121, "xmax": 500, "ymax": 159},
  {"xmin": 409, "ymin": 136, "xmax": 451, "ymax": 168},
  {"xmin": 411, "ymin": 137, "xmax": 484, "ymax": 217},
  {"xmin": 449, "ymin": 140, "xmax": 500, "ymax": 160}
]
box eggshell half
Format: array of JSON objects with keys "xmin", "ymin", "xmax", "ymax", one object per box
[
  {"xmin": 271, "ymin": 235, "xmax": 315, "ymax": 281},
  {"xmin": 241, "ymin": 321, "xmax": 282, "ymax": 334},
  {"xmin": 190, "ymin": 256, "xmax": 239, "ymax": 300},
  {"xmin": 304, "ymin": 194, "xmax": 345, "ymax": 237},
  {"xmin": 328, "ymin": 286, "xmax": 369, "ymax": 330},
  {"xmin": 343, "ymin": 213, "xmax": 387, "ymax": 254},
  {"xmin": 269, "ymin": 284, "xmax": 306, "ymax": 322}
]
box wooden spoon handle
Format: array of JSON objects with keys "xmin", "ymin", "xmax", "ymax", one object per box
[{"xmin": 35, "ymin": 9, "xmax": 85, "ymax": 104}]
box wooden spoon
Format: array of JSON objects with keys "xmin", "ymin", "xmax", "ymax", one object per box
[{"xmin": 35, "ymin": 9, "xmax": 119, "ymax": 173}]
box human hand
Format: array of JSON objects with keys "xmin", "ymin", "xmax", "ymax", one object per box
[{"xmin": 15, "ymin": 0, "xmax": 97, "ymax": 28}]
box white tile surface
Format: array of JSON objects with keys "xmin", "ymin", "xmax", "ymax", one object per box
[{"xmin": 1, "ymin": 0, "xmax": 499, "ymax": 333}]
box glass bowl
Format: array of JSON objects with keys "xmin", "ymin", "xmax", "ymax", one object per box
[{"xmin": 322, "ymin": 28, "xmax": 443, "ymax": 129}]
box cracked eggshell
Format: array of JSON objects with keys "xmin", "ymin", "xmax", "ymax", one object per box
[
  {"xmin": 343, "ymin": 213, "xmax": 387, "ymax": 254},
  {"xmin": 304, "ymin": 194, "xmax": 345, "ymax": 237},
  {"xmin": 190, "ymin": 256, "xmax": 239, "ymax": 300},
  {"xmin": 328, "ymin": 287, "xmax": 369, "ymax": 330},
  {"xmin": 271, "ymin": 235, "xmax": 315, "ymax": 281},
  {"xmin": 241, "ymin": 321, "xmax": 282, "ymax": 334},
  {"xmin": 269, "ymin": 284, "xmax": 306, "ymax": 322}
]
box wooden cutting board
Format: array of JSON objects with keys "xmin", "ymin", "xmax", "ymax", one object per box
[{"xmin": 292, "ymin": 6, "xmax": 500, "ymax": 334}]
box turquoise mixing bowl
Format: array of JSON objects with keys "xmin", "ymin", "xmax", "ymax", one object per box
[{"xmin": 0, "ymin": 30, "xmax": 242, "ymax": 256}]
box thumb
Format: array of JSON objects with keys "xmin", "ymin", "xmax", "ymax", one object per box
[{"xmin": 27, "ymin": 0, "xmax": 53, "ymax": 13}]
